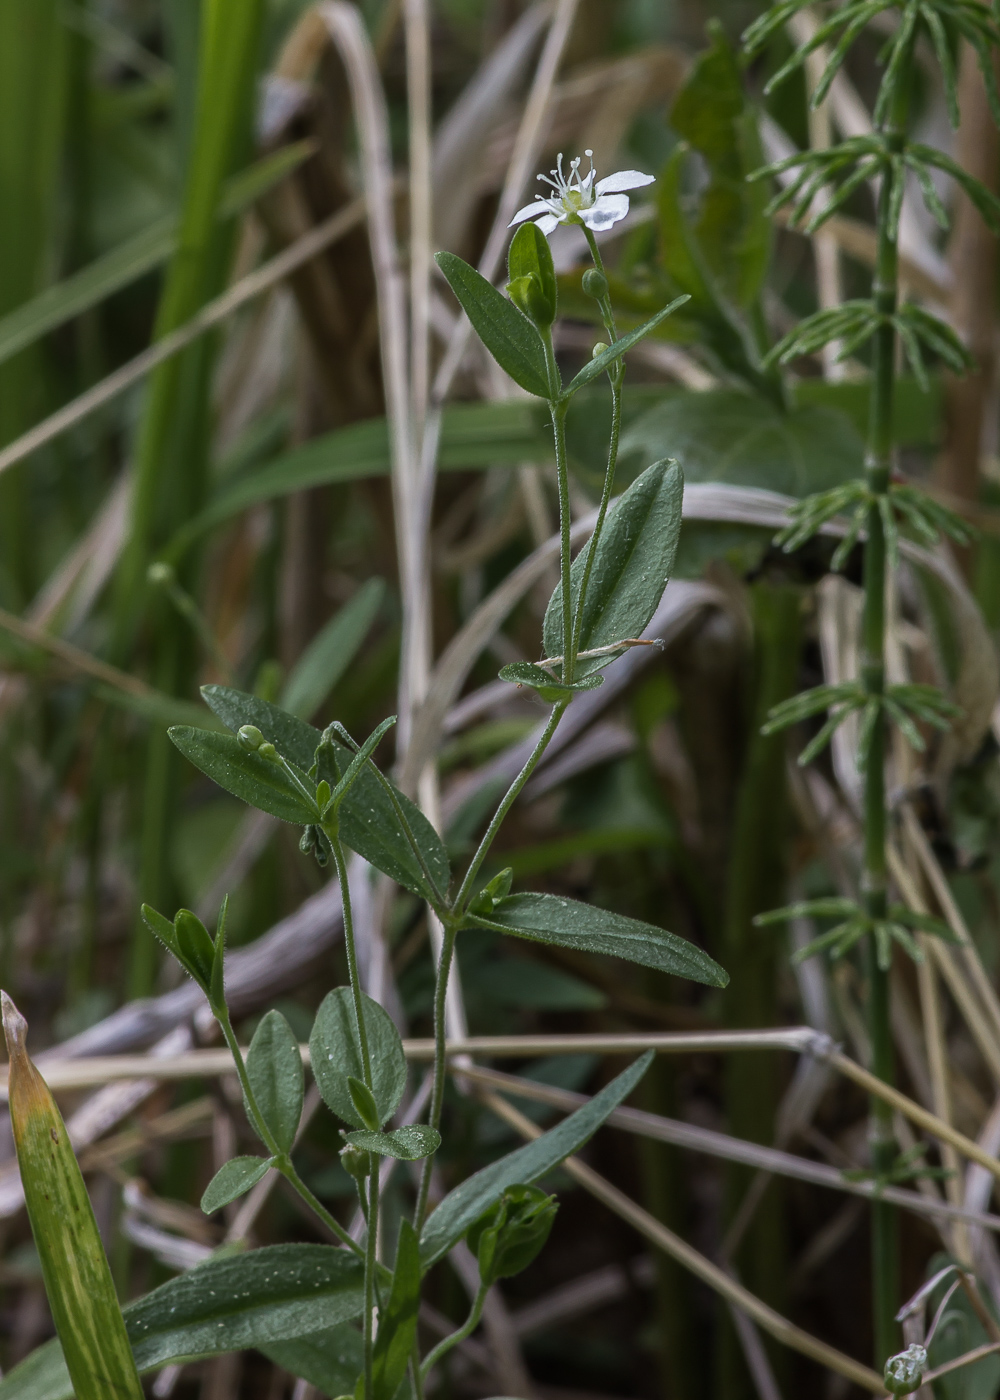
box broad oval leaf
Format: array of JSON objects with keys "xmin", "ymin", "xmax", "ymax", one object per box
[
  {"xmin": 168, "ymin": 727, "xmax": 317, "ymax": 825},
  {"xmin": 201, "ymin": 687, "xmax": 450, "ymax": 901},
  {"xmin": 466, "ymin": 891, "xmax": 727, "ymax": 987},
  {"xmin": 262, "ymin": 1323, "xmax": 363, "ymax": 1399},
  {"xmin": 544, "ymin": 459, "xmax": 684, "ymax": 676},
  {"xmin": 309, "ymin": 988, "xmax": 406, "ymax": 1129},
  {"xmin": 420, "ymin": 1052, "xmax": 653, "ymax": 1268},
  {"xmin": 0, "ymin": 1245, "xmax": 365, "ymax": 1400},
  {"xmin": 344, "ymin": 1125, "xmax": 441, "ymax": 1161},
  {"xmin": 247, "ymin": 1010, "xmax": 304, "ymax": 1153},
  {"xmin": 436, "ymin": 251, "xmax": 552, "ymax": 399},
  {"xmin": 201, "ymin": 1155, "xmax": 274, "ymax": 1215}
]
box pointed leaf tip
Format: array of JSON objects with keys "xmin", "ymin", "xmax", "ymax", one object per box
[{"xmin": 1, "ymin": 990, "xmax": 27, "ymax": 1058}]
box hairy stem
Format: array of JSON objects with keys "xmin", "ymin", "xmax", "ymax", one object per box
[
  {"xmin": 414, "ymin": 918, "xmax": 458, "ymax": 1230},
  {"xmin": 363, "ymin": 1157, "xmax": 380, "ymax": 1400},
  {"xmin": 550, "ymin": 396, "xmax": 575, "ymax": 684},
  {"xmin": 420, "ymin": 1281, "xmax": 489, "ymax": 1379},
  {"xmin": 324, "ymin": 823, "xmax": 374, "ymax": 1090}
]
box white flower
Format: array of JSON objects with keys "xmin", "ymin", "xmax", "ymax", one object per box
[{"xmin": 509, "ymin": 151, "xmax": 654, "ymax": 235}]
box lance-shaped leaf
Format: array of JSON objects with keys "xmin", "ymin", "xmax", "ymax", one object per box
[
  {"xmin": 563, "ymin": 296, "xmax": 689, "ymax": 396},
  {"xmin": 200, "ymin": 687, "xmax": 450, "ymax": 901},
  {"xmin": 1, "ymin": 993, "xmax": 144, "ymax": 1400},
  {"xmin": 168, "ymin": 727, "xmax": 318, "ymax": 825},
  {"xmin": 465, "ymin": 892, "xmax": 727, "ymax": 986},
  {"xmin": 309, "ymin": 988, "xmax": 407, "ymax": 1129},
  {"xmin": 436, "ymin": 251, "xmax": 553, "ymax": 398},
  {"xmin": 420, "ymin": 1053, "xmax": 654, "ymax": 1268},
  {"xmin": 372, "ymin": 1223, "xmax": 421, "ymax": 1400},
  {"xmin": 343, "ymin": 1125, "xmax": 441, "ymax": 1161},
  {"xmin": 544, "ymin": 459, "xmax": 684, "ymax": 675},
  {"xmin": 0, "ymin": 1245, "xmax": 366, "ymax": 1400}
]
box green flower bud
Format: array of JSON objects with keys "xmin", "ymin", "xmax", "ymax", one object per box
[
  {"xmin": 238, "ymin": 724, "xmax": 264, "ymax": 752},
  {"xmin": 469, "ymin": 867, "xmax": 513, "ymax": 918},
  {"xmin": 581, "ymin": 268, "xmax": 608, "ymax": 299},
  {"xmin": 339, "ymin": 1142, "xmax": 372, "ymax": 1180},
  {"xmin": 147, "ymin": 561, "xmax": 175, "ymax": 587},
  {"xmin": 258, "ymin": 741, "xmax": 277, "ymax": 761},
  {"xmin": 884, "ymin": 1344, "xmax": 927, "ymax": 1396},
  {"xmin": 466, "ymin": 1184, "xmax": 558, "ymax": 1286},
  {"xmin": 592, "ymin": 341, "xmax": 610, "ymax": 359},
  {"xmin": 506, "ymin": 274, "xmax": 555, "ymax": 329}
]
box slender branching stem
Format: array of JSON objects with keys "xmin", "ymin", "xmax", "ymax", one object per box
[
  {"xmin": 410, "ymin": 1340, "xmax": 426, "ymax": 1400},
  {"xmin": 363, "ymin": 1156, "xmax": 380, "ymax": 1400},
  {"xmin": 863, "ymin": 60, "xmax": 911, "ymax": 1370},
  {"xmin": 324, "ymin": 822, "xmax": 374, "ymax": 1090},
  {"xmin": 213, "ymin": 1003, "xmax": 363, "ymax": 1256},
  {"xmin": 420, "ymin": 1280, "xmax": 489, "ymax": 1379},
  {"xmin": 414, "ymin": 918, "xmax": 459, "ymax": 1230}
]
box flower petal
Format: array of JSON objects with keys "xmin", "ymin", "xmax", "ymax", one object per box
[
  {"xmin": 534, "ymin": 213, "xmax": 561, "ymax": 234},
  {"xmin": 509, "ymin": 200, "xmax": 552, "ymax": 227},
  {"xmin": 595, "ymin": 169, "xmax": 655, "ymax": 195},
  {"xmin": 582, "ymin": 193, "xmax": 630, "ymax": 229}
]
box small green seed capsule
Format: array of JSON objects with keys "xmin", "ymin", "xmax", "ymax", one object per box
[
  {"xmin": 340, "ymin": 1141, "xmax": 372, "ymax": 1180},
  {"xmin": 581, "ymin": 268, "xmax": 608, "ymax": 299},
  {"xmin": 238, "ymin": 724, "xmax": 264, "ymax": 752},
  {"xmin": 884, "ymin": 1344, "xmax": 927, "ymax": 1396},
  {"xmin": 258, "ymin": 741, "xmax": 277, "ymax": 761},
  {"xmin": 592, "ymin": 341, "xmax": 610, "ymax": 359}
]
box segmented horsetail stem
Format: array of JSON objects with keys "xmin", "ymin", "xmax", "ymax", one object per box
[{"xmin": 2, "ymin": 992, "xmax": 144, "ymax": 1400}]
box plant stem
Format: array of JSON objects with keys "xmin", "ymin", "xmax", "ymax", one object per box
[
  {"xmin": 549, "ymin": 395, "xmax": 575, "ymax": 684},
  {"xmin": 325, "ymin": 822, "xmax": 374, "ymax": 1090},
  {"xmin": 363, "ymin": 1157, "xmax": 380, "ymax": 1400},
  {"xmin": 420, "ymin": 1281, "xmax": 489, "ymax": 1379},
  {"xmin": 863, "ymin": 66, "xmax": 911, "ymax": 1370},
  {"xmin": 414, "ymin": 919, "xmax": 458, "ymax": 1230}
]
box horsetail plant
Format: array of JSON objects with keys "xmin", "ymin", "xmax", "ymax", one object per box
[{"xmin": 744, "ymin": 0, "xmax": 1000, "ymax": 1371}]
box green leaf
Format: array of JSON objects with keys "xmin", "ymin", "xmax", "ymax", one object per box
[
  {"xmin": 280, "ymin": 579, "xmax": 385, "ymax": 720},
  {"xmin": 620, "ymin": 390, "xmax": 863, "ymax": 497},
  {"xmin": 309, "ymin": 988, "xmax": 406, "ymax": 1129},
  {"xmin": 436, "ymin": 251, "xmax": 552, "ymax": 398},
  {"xmin": 564, "ymin": 297, "xmax": 689, "ymax": 396},
  {"xmin": 372, "ymin": 1222, "xmax": 421, "ymax": 1400},
  {"xmin": 507, "ymin": 222, "xmax": 557, "ymax": 326},
  {"xmin": 201, "ymin": 688, "xmax": 450, "ymax": 901},
  {"xmin": 2, "ymin": 996, "xmax": 144, "ymax": 1400},
  {"xmin": 498, "ymin": 661, "xmax": 604, "ymax": 702},
  {"xmin": 347, "ymin": 1077, "xmax": 381, "ymax": 1132},
  {"xmin": 544, "ymin": 458, "xmax": 683, "ymax": 675},
  {"xmin": 247, "ymin": 1010, "xmax": 304, "ymax": 1153},
  {"xmin": 201, "ymin": 1155, "xmax": 274, "ymax": 1214},
  {"xmin": 420, "ymin": 1053, "xmax": 653, "ymax": 1269},
  {"xmin": 0, "ymin": 142, "xmax": 315, "ymax": 367},
  {"xmin": 343, "ymin": 1125, "xmax": 441, "ymax": 1161},
  {"xmin": 262, "ymin": 1324, "xmax": 363, "ymax": 1398},
  {"xmin": 168, "ymin": 726, "xmax": 318, "ymax": 825},
  {"xmin": 669, "ymin": 21, "xmax": 772, "ymax": 307},
  {"xmin": 0, "ymin": 1242, "xmax": 365, "ymax": 1400},
  {"xmin": 466, "ymin": 891, "xmax": 728, "ymax": 987}
]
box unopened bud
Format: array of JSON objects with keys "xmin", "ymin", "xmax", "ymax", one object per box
[
  {"xmin": 592, "ymin": 341, "xmax": 610, "ymax": 359},
  {"xmin": 147, "ymin": 561, "xmax": 175, "ymax": 587},
  {"xmin": 238, "ymin": 725, "xmax": 264, "ymax": 753},
  {"xmin": 581, "ymin": 268, "xmax": 608, "ymax": 299},
  {"xmin": 340, "ymin": 1142, "xmax": 371, "ymax": 1180},
  {"xmin": 258, "ymin": 741, "xmax": 277, "ymax": 761},
  {"xmin": 884, "ymin": 1344, "xmax": 927, "ymax": 1396}
]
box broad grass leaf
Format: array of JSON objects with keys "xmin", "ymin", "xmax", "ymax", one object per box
[
  {"xmin": 372, "ymin": 1222, "xmax": 421, "ymax": 1400},
  {"xmin": 620, "ymin": 391, "xmax": 862, "ymax": 498},
  {"xmin": 309, "ymin": 988, "xmax": 406, "ymax": 1129},
  {"xmin": 262, "ymin": 1323, "xmax": 363, "ymax": 1398},
  {"xmin": 0, "ymin": 1245, "xmax": 364, "ymax": 1400},
  {"xmin": 201, "ymin": 1155, "xmax": 273, "ymax": 1214},
  {"xmin": 168, "ymin": 727, "xmax": 317, "ymax": 825},
  {"xmin": 280, "ymin": 578, "xmax": 385, "ymax": 719},
  {"xmin": 419, "ymin": 1053, "xmax": 653, "ymax": 1268},
  {"xmin": 343, "ymin": 1126, "xmax": 441, "ymax": 1161},
  {"xmin": 467, "ymin": 891, "xmax": 727, "ymax": 987},
  {"xmin": 247, "ymin": 1010, "xmax": 304, "ymax": 1153},
  {"xmin": 436, "ymin": 251, "xmax": 552, "ymax": 398},
  {"xmin": 544, "ymin": 459, "xmax": 683, "ymax": 674}
]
